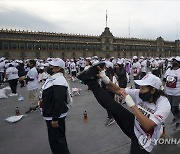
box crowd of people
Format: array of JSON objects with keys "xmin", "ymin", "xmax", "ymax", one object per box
[{"xmin": 0, "ymin": 55, "xmax": 180, "ymax": 154}]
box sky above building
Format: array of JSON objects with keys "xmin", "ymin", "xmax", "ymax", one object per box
[{"xmin": 0, "ymin": 0, "xmax": 180, "ymax": 41}]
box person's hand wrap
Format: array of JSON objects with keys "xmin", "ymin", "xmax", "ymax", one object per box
[
  {"xmin": 125, "ymin": 94, "xmax": 136, "ymax": 108},
  {"xmin": 99, "ymin": 70, "xmax": 110, "ymax": 84}
]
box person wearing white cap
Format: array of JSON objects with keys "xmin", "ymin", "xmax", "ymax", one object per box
[
  {"xmin": 5, "ymin": 63, "xmax": 19, "ymax": 96},
  {"xmin": 70, "ymin": 59, "xmax": 77, "ymax": 81},
  {"xmin": 163, "ymin": 56, "xmax": 180, "ymax": 131},
  {"xmin": 38, "ymin": 66, "xmax": 48, "ymax": 89},
  {"xmin": 25, "ymin": 60, "xmax": 39, "ymax": 113},
  {"xmin": 77, "ymin": 65, "xmax": 170, "ymax": 154},
  {"xmin": 132, "ymin": 56, "xmax": 141, "ymax": 88},
  {"xmin": 150, "ymin": 59, "xmax": 160, "ymax": 77},
  {"xmin": 42, "ymin": 58, "xmax": 71, "ymax": 154}
]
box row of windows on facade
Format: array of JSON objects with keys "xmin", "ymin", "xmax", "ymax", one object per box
[
  {"xmin": 0, "ymin": 43, "xmax": 176, "ymax": 52},
  {"xmin": 0, "ymin": 34, "xmax": 99, "ymax": 42},
  {"xmin": 3, "ymin": 49, "xmax": 174, "ymax": 58}
]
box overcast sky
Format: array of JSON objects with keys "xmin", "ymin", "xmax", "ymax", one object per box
[{"xmin": 0, "ymin": 0, "xmax": 180, "ymax": 41}]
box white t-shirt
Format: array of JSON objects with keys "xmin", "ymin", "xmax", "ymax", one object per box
[
  {"xmin": 26, "ymin": 67, "xmax": 38, "ymax": 90},
  {"xmin": 0, "ymin": 62, "xmax": 5, "ymax": 73},
  {"xmin": 164, "ymin": 68, "xmax": 180, "ymax": 96},
  {"xmin": 105, "ymin": 60, "xmax": 114, "ymax": 68},
  {"xmin": 6, "ymin": 67, "xmax": 19, "ymax": 80},
  {"xmin": 132, "ymin": 62, "xmax": 141, "ymax": 76},
  {"xmin": 150, "ymin": 60, "xmax": 159, "ymax": 70},
  {"xmin": 70, "ymin": 62, "xmax": 76, "ymax": 72},
  {"xmin": 126, "ymin": 88, "xmax": 171, "ymax": 152},
  {"xmin": 80, "ymin": 60, "xmax": 86, "ymax": 68},
  {"xmin": 141, "ymin": 60, "xmax": 147, "ymax": 73}
]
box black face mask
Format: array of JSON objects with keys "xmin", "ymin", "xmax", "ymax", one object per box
[
  {"xmin": 172, "ymin": 62, "xmax": 179, "ymax": 68},
  {"xmin": 139, "ymin": 91, "xmax": 152, "ymax": 102},
  {"xmin": 39, "ymin": 70, "xmax": 44, "ymax": 73},
  {"xmin": 46, "ymin": 67, "xmax": 53, "ymax": 75}
]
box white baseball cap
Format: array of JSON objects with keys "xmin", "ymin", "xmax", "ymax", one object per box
[
  {"xmin": 173, "ymin": 56, "xmax": 180, "ymax": 62},
  {"xmin": 134, "ymin": 73, "xmax": 162, "ymax": 89},
  {"xmin": 49, "ymin": 58, "xmax": 65, "ymax": 69},
  {"xmin": 133, "ymin": 56, "xmax": 138, "ymax": 59}
]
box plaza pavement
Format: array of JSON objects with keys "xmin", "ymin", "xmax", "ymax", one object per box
[{"xmin": 0, "ymin": 80, "xmax": 179, "ymax": 154}]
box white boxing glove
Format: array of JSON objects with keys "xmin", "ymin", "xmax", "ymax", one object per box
[
  {"xmin": 99, "ymin": 70, "xmax": 110, "ymax": 84},
  {"xmin": 125, "ymin": 94, "xmax": 135, "ymax": 108}
]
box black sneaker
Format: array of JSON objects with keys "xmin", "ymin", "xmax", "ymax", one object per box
[
  {"xmin": 77, "ymin": 62, "xmax": 105, "ymax": 84},
  {"xmin": 174, "ymin": 122, "xmax": 180, "ymax": 131},
  {"xmin": 105, "ymin": 118, "xmax": 115, "ymax": 126},
  {"xmin": 25, "ymin": 108, "xmax": 33, "ymax": 114}
]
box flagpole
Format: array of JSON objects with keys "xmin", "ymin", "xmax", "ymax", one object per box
[{"xmin": 106, "ymin": 10, "xmax": 108, "ymax": 27}]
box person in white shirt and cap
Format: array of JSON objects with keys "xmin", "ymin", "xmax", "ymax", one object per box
[
  {"xmin": 42, "ymin": 58, "xmax": 72, "ymax": 154},
  {"xmin": 163, "ymin": 56, "xmax": 180, "ymax": 131},
  {"xmin": 5, "ymin": 63, "xmax": 19, "ymax": 96},
  {"xmin": 25, "ymin": 60, "xmax": 39, "ymax": 113},
  {"xmin": 132, "ymin": 56, "xmax": 141, "ymax": 88},
  {"xmin": 70, "ymin": 59, "xmax": 77, "ymax": 81},
  {"xmin": 77, "ymin": 64, "xmax": 170, "ymax": 154}
]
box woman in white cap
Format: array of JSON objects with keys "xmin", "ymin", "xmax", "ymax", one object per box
[
  {"xmin": 77, "ymin": 63, "xmax": 171, "ymax": 154},
  {"xmin": 163, "ymin": 56, "xmax": 180, "ymax": 131},
  {"xmin": 42, "ymin": 58, "xmax": 71, "ymax": 154}
]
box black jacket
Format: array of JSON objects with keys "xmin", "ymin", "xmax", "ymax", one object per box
[{"xmin": 42, "ymin": 73, "xmax": 69, "ymax": 121}]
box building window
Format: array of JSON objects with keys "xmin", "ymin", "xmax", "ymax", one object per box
[
  {"xmin": 11, "ymin": 43, "xmax": 17, "ymax": 50},
  {"xmin": 114, "ymin": 46, "xmax": 117, "ymax": 51},
  {"xmin": 97, "ymin": 45, "xmax": 101, "ymax": 51},
  {"xmin": 60, "ymin": 44, "xmax": 65, "ymax": 50},
  {"xmin": 41, "ymin": 44, "xmax": 47, "ymax": 50},
  {"xmin": 66, "ymin": 44, "xmax": 70, "ymax": 50},
  {"xmin": 106, "ymin": 46, "xmax": 109, "ymax": 50},
  {"xmin": 87, "ymin": 45, "xmax": 91, "ymax": 51},
  {"xmin": 3, "ymin": 43, "xmax": 9, "ymax": 50},
  {"xmin": 19, "ymin": 43, "xmax": 25, "ymax": 50},
  {"xmin": 77, "ymin": 45, "xmax": 81, "ymax": 51},
  {"xmin": 92, "ymin": 45, "xmax": 96, "ymax": 51},
  {"xmin": 71, "ymin": 44, "xmax": 76, "ymax": 50},
  {"xmin": 27, "ymin": 43, "xmax": 33, "ymax": 50},
  {"xmin": 106, "ymin": 38, "xmax": 109, "ymax": 43},
  {"xmin": 48, "ymin": 44, "xmax": 53, "ymax": 50},
  {"xmin": 54, "ymin": 44, "xmax": 59, "ymax": 50},
  {"xmin": 83, "ymin": 45, "xmax": 86, "ymax": 51}
]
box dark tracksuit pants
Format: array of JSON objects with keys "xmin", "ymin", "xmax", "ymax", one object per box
[
  {"xmin": 89, "ymin": 83, "xmax": 149, "ymax": 154},
  {"xmin": 8, "ymin": 79, "xmax": 18, "ymax": 94},
  {"xmin": 46, "ymin": 117, "xmax": 70, "ymax": 154}
]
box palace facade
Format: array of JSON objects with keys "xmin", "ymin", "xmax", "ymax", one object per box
[{"xmin": 0, "ymin": 27, "xmax": 180, "ymax": 59}]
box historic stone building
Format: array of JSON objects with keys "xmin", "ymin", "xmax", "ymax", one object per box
[{"xmin": 0, "ymin": 27, "xmax": 180, "ymax": 59}]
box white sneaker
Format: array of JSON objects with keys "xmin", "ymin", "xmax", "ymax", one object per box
[{"xmin": 9, "ymin": 93, "xmax": 18, "ymax": 96}]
